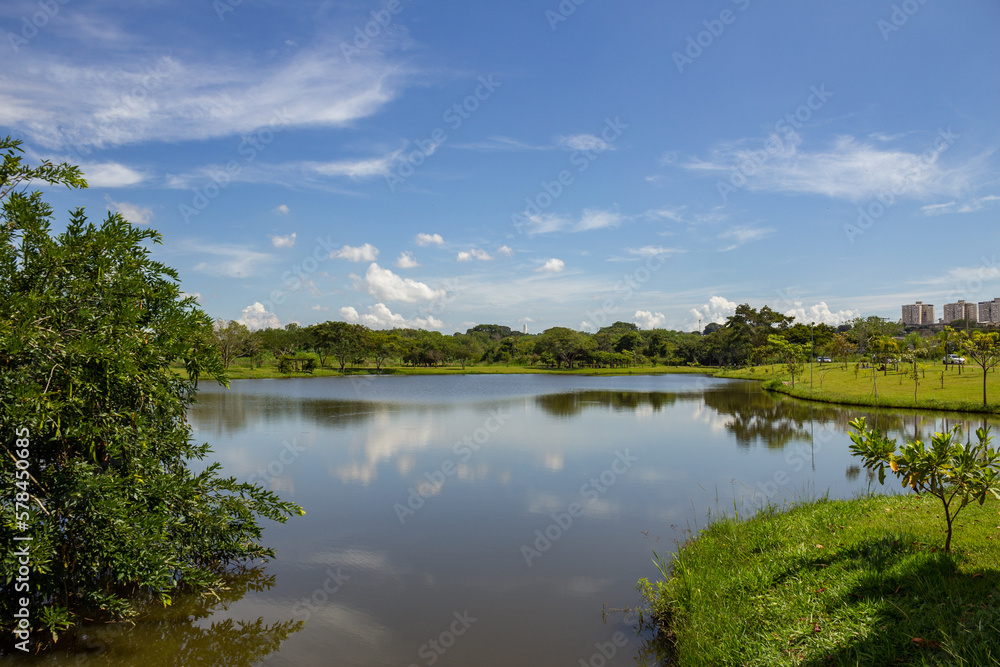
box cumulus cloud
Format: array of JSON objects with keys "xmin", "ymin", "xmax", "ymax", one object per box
[
  {"xmin": 396, "ymin": 251, "xmax": 419, "ymax": 269},
  {"xmin": 497, "ymin": 245, "xmax": 514, "ymax": 257},
  {"xmin": 273, "ymin": 204, "xmax": 290, "ymax": 215},
  {"xmin": 634, "ymin": 310, "xmax": 666, "ymax": 329},
  {"xmin": 457, "ymin": 248, "xmax": 492, "ymax": 262},
  {"xmin": 783, "ymin": 302, "xmax": 861, "ymax": 326},
  {"xmin": 575, "ymin": 209, "xmax": 624, "ymax": 232},
  {"xmin": 82, "ymin": 162, "xmax": 146, "ymax": 187},
  {"xmin": 270, "ymin": 232, "xmax": 297, "ymax": 248},
  {"xmin": 689, "ymin": 296, "xmax": 738, "ymax": 330},
  {"xmin": 340, "ymin": 303, "xmax": 443, "ymax": 330},
  {"xmin": 332, "ymin": 243, "xmax": 379, "ymax": 262},
  {"xmin": 416, "ymin": 233, "xmax": 444, "ymax": 246},
  {"xmin": 238, "ymin": 302, "xmax": 281, "ymax": 330},
  {"xmin": 105, "ymin": 196, "xmax": 152, "ymax": 225},
  {"xmin": 355, "ymin": 263, "xmax": 446, "ymax": 303},
  {"xmin": 536, "ymin": 258, "xmax": 565, "ymax": 273}
]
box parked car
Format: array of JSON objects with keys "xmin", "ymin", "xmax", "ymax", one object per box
[
  {"xmin": 943, "ymin": 354, "xmax": 966, "ymax": 365},
  {"xmin": 815, "ymin": 356, "xmax": 832, "ymax": 363}
]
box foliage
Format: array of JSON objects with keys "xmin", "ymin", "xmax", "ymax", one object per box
[
  {"xmin": 0, "ymin": 140, "xmax": 302, "ymax": 644},
  {"xmin": 960, "ymin": 330, "xmax": 1000, "ymax": 408},
  {"xmin": 848, "ymin": 417, "xmax": 1000, "ymax": 551}
]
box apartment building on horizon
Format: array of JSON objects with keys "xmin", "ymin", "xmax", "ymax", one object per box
[
  {"xmin": 980, "ymin": 298, "xmax": 1000, "ymax": 324},
  {"xmin": 902, "ymin": 301, "xmax": 935, "ymax": 326},
  {"xmin": 943, "ymin": 300, "xmax": 978, "ymax": 323}
]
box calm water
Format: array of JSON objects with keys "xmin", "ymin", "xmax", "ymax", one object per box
[{"xmin": 20, "ymin": 374, "xmax": 1000, "ymax": 665}]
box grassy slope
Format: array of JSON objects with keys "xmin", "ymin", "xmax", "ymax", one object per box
[
  {"xmin": 643, "ymin": 494, "xmax": 1000, "ymax": 666},
  {"xmin": 716, "ymin": 362, "xmax": 1000, "ymax": 414}
]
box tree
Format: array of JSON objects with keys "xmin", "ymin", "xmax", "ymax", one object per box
[
  {"xmin": 368, "ymin": 331, "xmax": 400, "ymax": 371},
  {"xmin": 535, "ymin": 327, "xmax": 593, "ymax": 369},
  {"xmin": 849, "ymin": 418, "xmax": 1000, "ymax": 552},
  {"xmin": 0, "ymin": 139, "xmax": 302, "ymax": 644},
  {"xmin": 314, "ymin": 321, "xmax": 369, "ymax": 372},
  {"xmin": 767, "ymin": 335, "xmax": 806, "ymax": 387},
  {"xmin": 961, "ymin": 331, "xmax": 1000, "ymax": 408},
  {"xmin": 213, "ymin": 319, "xmax": 249, "ymax": 370}
]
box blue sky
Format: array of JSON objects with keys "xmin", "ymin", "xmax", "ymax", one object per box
[{"xmin": 3, "ymin": 0, "xmax": 999, "ymax": 333}]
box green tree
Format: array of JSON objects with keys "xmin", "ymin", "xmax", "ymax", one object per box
[
  {"xmin": 849, "ymin": 418, "xmax": 1000, "ymax": 552},
  {"xmin": 213, "ymin": 319, "xmax": 250, "ymax": 370},
  {"xmin": 961, "ymin": 331, "xmax": 1000, "ymax": 408},
  {"xmin": 535, "ymin": 327, "xmax": 593, "ymax": 369},
  {"xmin": 0, "ymin": 139, "xmax": 302, "ymax": 643}
]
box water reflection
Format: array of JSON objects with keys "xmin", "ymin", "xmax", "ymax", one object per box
[{"xmin": 14, "ymin": 569, "xmax": 301, "ymax": 666}]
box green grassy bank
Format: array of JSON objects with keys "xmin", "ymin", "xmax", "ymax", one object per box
[
  {"xmin": 639, "ymin": 494, "xmax": 1000, "ymax": 666},
  {"xmin": 716, "ymin": 362, "xmax": 1000, "ymax": 415}
]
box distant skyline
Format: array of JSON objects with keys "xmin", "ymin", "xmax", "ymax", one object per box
[{"xmin": 2, "ymin": 0, "xmax": 998, "ymax": 333}]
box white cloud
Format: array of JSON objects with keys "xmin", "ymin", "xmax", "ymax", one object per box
[
  {"xmin": 105, "ymin": 196, "xmax": 152, "ymax": 225},
  {"xmin": 719, "ymin": 226, "xmax": 776, "ymax": 252},
  {"xmin": 82, "ymin": 162, "xmax": 146, "ymax": 187},
  {"xmin": 689, "ymin": 296, "xmax": 738, "ymax": 330},
  {"xmin": 416, "ymin": 233, "xmax": 444, "ymax": 246},
  {"xmin": 575, "ymin": 209, "xmax": 624, "ymax": 231},
  {"xmin": 5, "ymin": 46, "xmax": 411, "ymax": 150},
  {"xmin": 783, "ymin": 301, "xmax": 860, "ymax": 326},
  {"xmin": 311, "ymin": 304, "xmax": 330, "ymax": 312},
  {"xmin": 355, "ymin": 263, "xmax": 446, "ymax": 303},
  {"xmin": 536, "ymin": 258, "xmax": 565, "ymax": 273},
  {"xmin": 340, "ymin": 303, "xmax": 443, "ymax": 330},
  {"xmin": 557, "ymin": 134, "xmax": 616, "ymax": 152},
  {"xmin": 922, "ymin": 195, "xmax": 1000, "ymax": 215},
  {"xmin": 910, "ymin": 262, "xmax": 1000, "ymax": 287},
  {"xmin": 332, "ymin": 243, "xmax": 379, "ymax": 262},
  {"xmin": 190, "ymin": 243, "xmax": 274, "ymax": 278},
  {"xmin": 497, "ymin": 245, "xmax": 514, "ymax": 257},
  {"xmin": 396, "ymin": 251, "xmax": 419, "ymax": 269},
  {"xmin": 304, "ymin": 153, "xmax": 400, "ymax": 180},
  {"xmin": 634, "ymin": 310, "xmax": 666, "ymax": 329},
  {"xmin": 238, "ymin": 302, "xmax": 281, "ymax": 330},
  {"xmin": 518, "ymin": 213, "xmax": 570, "ymax": 235},
  {"xmin": 683, "ymin": 131, "xmax": 974, "ymax": 202},
  {"xmin": 270, "ymin": 232, "xmax": 296, "ymax": 248},
  {"xmin": 627, "ymin": 245, "xmax": 682, "ymax": 258},
  {"xmin": 457, "ymin": 248, "xmax": 492, "ymax": 262},
  {"xmin": 273, "ymin": 204, "xmax": 290, "ymax": 215}
]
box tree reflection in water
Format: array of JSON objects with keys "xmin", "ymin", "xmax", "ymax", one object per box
[{"xmin": 18, "ymin": 568, "xmax": 302, "ymax": 666}]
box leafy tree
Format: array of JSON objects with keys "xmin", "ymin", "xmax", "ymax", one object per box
[
  {"xmin": 849, "ymin": 418, "xmax": 1000, "ymax": 552},
  {"xmin": 0, "ymin": 140, "xmax": 302, "ymax": 644},
  {"xmin": 313, "ymin": 321, "xmax": 369, "ymax": 372},
  {"xmin": 535, "ymin": 327, "xmax": 593, "ymax": 369},
  {"xmin": 767, "ymin": 335, "xmax": 806, "ymax": 387},
  {"xmin": 960, "ymin": 331, "xmax": 1000, "ymax": 408},
  {"xmin": 213, "ymin": 319, "xmax": 250, "ymax": 370},
  {"xmin": 368, "ymin": 331, "xmax": 400, "ymax": 371}
]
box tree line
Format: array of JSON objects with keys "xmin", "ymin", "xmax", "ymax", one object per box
[{"xmin": 211, "ymin": 304, "xmax": 996, "ymax": 373}]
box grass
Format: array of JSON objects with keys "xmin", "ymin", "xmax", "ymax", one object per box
[
  {"xmin": 639, "ymin": 493, "xmax": 1000, "ymax": 666},
  {"xmin": 716, "ymin": 362, "xmax": 1000, "ymax": 414}
]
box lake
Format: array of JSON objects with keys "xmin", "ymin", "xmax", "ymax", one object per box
[{"xmin": 22, "ymin": 374, "xmax": 1000, "ymax": 665}]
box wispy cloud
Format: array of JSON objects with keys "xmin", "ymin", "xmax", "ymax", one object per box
[
  {"xmin": 105, "ymin": 196, "xmax": 152, "ymax": 224},
  {"xmin": 681, "ymin": 131, "xmax": 976, "ymax": 202},
  {"xmin": 4, "ymin": 45, "xmax": 412, "ymax": 150},
  {"xmin": 719, "ymin": 225, "xmax": 776, "ymax": 251},
  {"xmin": 921, "ymin": 195, "xmax": 1000, "ymax": 215},
  {"xmin": 189, "ymin": 243, "xmax": 275, "ymax": 278}
]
